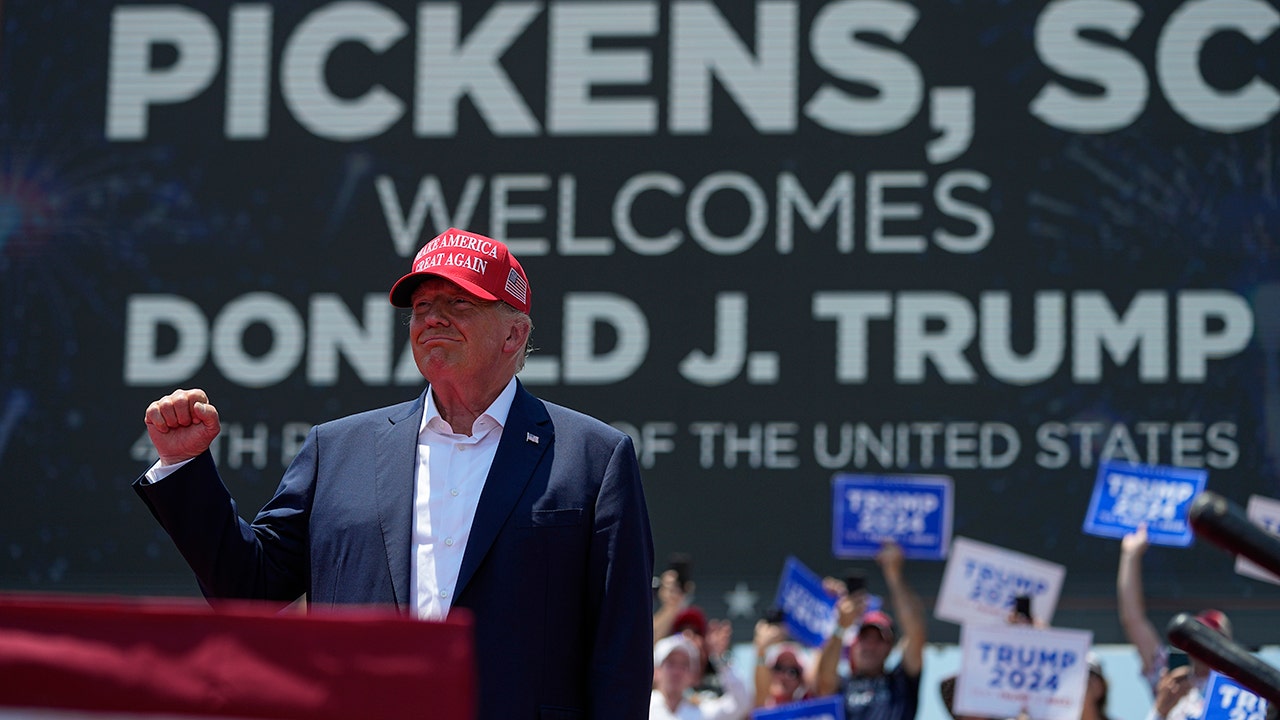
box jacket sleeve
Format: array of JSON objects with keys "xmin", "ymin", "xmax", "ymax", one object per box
[
  {"xmin": 133, "ymin": 434, "xmax": 316, "ymax": 604},
  {"xmin": 585, "ymin": 433, "xmax": 655, "ymax": 719}
]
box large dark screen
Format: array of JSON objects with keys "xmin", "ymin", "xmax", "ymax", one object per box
[{"xmin": 2, "ymin": 0, "xmax": 1278, "ymax": 642}]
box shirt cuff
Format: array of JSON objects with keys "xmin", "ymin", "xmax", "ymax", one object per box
[{"xmin": 143, "ymin": 456, "xmax": 195, "ymax": 484}]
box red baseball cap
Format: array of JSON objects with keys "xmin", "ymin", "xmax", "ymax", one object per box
[
  {"xmin": 389, "ymin": 228, "xmax": 531, "ymax": 313},
  {"xmin": 857, "ymin": 610, "xmax": 896, "ymax": 641},
  {"xmin": 1195, "ymin": 609, "xmax": 1232, "ymax": 638},
  {"xmin": 672, "ymin": 607, "xmax": 708, "ymax": 637}
]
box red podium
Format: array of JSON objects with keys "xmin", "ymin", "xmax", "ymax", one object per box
[{"xmin": 0, "ymin": 593, "xmax": 474, "ymax": 719}]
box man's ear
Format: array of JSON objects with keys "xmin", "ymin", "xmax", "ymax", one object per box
[{"xmin": 504, "ymin": 318, "xmax": 531, "ymax": 354}]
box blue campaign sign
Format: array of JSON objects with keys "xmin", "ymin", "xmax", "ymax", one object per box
[
  {"xmin": 1081, "ymin": 461, "xmax": 1208, "ymax": 546},
  {"xmin": 752, "ymin": 695, "xmax": 845, "ymax": 720},
  {"xmin": 831, "ymin": 474, "xmax": 953, "ymax": 560},
  {"xmin": 1203, "ymin": 672, "xmax": 1269, "ymax": 720},
  {"xmin": 773, "ymin": 556, "xmax": 837, "ymax": 648}
]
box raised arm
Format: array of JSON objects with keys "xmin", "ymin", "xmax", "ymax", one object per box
[
  {"xmin": 879, "ymin": 541, "xmax": 926, "ymax": 677},
  {"xmin": 816, "ymin": 591, "xmax": 865, "ymax": 695},
  {"xmin": 652, "ymin": 569, "xmax": 686, "ymax": 644},
  {"xmin": 1118, "ymin": 523, "xmax": 1163, "ymax": 677},
  {"xmin": 753, "ymin": 619, "xmax": 787, "ymax": 708},
  {"xmin": 699, "ymin": 619, "xmax": 752, "ymax": 720}
]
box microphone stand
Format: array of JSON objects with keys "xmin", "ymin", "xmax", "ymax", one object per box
[{"xmin": 1160, "ymin": 492, "xmax": 1280, "ymax": 705}]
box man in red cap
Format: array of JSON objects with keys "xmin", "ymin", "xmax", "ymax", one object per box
[
  {"xmin": 135, "ymin": 228, "xmax": 655, "ymax": 719},
  {"xmin": 1119, "ymin": 523, "xmax": 1233, "ymax": 720},
  {"xmin": 815, "ymin": 541, "xmax": 927, "ymax": 720}
]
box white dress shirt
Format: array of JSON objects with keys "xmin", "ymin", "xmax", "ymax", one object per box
[{"xmin": 410, "ymin": 378, "xmax": 517, "ymax": 620}]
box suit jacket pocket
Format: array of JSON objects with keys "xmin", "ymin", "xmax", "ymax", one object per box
[{"xmin": 518, "ymin": 508, "xmax": 584, "ymax": 528}]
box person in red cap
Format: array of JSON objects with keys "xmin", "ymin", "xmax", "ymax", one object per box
[
  {"xmin": 1119, "ymin": 523, "xmax": 1233, "ymax": 720},
  {"xmin": 135, "ymin": 228, "xmax": 655, "ymax": 720},
  {"xmin": 815, "ymin": 541, "xmax": 927, "ymax": 720}
]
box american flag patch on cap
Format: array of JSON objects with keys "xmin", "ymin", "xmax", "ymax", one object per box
[{"xmin": 505, "ymin": 268, "xmax": 528, "ymax": 304}]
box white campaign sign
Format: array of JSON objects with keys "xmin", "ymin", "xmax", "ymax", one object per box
[
  {"xmin": 954, "ymin": 624, "xmax": 1093, "ymax": 720},
  {"xmin": 935, "ymin": 537, "xmax": 1066, "ymax": 626},
  {"xmin": 1234, "ymin": 495, "xmax": 1280, "ymax": 585}
]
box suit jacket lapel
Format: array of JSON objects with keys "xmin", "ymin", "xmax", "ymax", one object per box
[
  {"xmin": 455, "ymin": 381, "xmax": 552, "ymax": 599},
  {"xmin": 375, "ymin": 388, "xmax": 427, "ymax": 612}
]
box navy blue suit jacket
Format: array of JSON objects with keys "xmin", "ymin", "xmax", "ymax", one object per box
[{"xmin": 135, "ymin": 382, "xmax": 655, "ymax": 719}]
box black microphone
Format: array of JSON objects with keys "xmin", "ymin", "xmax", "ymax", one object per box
[
  {"xmin": 1166, "ymin": 613, "xmax": 1280, "ymax": 705},
  {"xmin": 1189, "ymin": 492, "xmax": 1280, "ymax": 579}
]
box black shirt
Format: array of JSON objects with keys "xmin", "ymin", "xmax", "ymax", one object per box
[{"xmin": 841, "ymin": 664, "xmax": 922, "ymax": 720}]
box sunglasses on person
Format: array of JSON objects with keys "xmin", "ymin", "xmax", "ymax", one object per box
[{"xmin": 772, "ymin": 664, "xmax": 802, "ymax": 679}]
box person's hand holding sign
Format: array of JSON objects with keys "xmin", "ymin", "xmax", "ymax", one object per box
[
  {"xmin": 1122, "ymin": 522, "xmax": 1151, "ymax": 559},
  {"xmin": 877, "ymin": 540, "xmax": 906, "ymax": 583}
]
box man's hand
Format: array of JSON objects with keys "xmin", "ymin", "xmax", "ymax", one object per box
[
  {"xmin": 877, "ymin": 540, "xmax": 905, "ymax": 582},
  {"xmin": 835, "ymin": 592, "xmax": 868, "ymax": 630},
  {"xmin": 822, "ymin": 576, "xmax": 847, "ymax": 599},
  {"xmin": 656, "ymin": 569, "xmax": 688, "ymax": 612},
  {"xmin": 705, "ymin": 619, "xmax": 732, "ymax": 659},
  {"xmin": 1122, "ymin": 522, "xmax": 1151, "ymax": 559},
  {"xmin": 754, "ymin": 618, "xmax": 787, "ymax": 651},
  {"xmin": 1155, "ymin": 665, "xmax": 1194, "ymax": 716},
  {"xmin": 144, "ymin": 388, "xmax": 221, "ymax": 466}
]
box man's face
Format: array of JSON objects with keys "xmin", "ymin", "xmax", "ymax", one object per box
[
  {"xmin": 655, "ymin": 649, "xmax": 696, "ymax": 695},
  {"xmin": 851, "ymin": 626, "xmax": 893, "ymax": 673},
  {"xmin": 408, "ymin": 278, "xmax": 516, "ymax": 384}
]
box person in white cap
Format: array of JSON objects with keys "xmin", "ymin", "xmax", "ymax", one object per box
[
  {"xmin": 135, "ymin": 228, "xmax": 655, "ymax": 720},
  {"xmin": 651, "ymin": 634, "xmax": 750, "ymax": 720}
]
